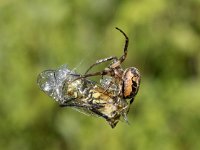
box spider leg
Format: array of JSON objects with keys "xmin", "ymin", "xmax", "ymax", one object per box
[
  {"xmin": 84, "ymin": 28, "xmax": 129, "ymax": 76},
  {"xmin": 130, "ymin": 97, "xmax": 135, "ymax": 104},
  {"xmin": 70, "ymin": 70, "xmax": 109, "ymax": 83},
  {"xmin": 125, "ymin": 98, "xmax": 135, "ymax": 114},
  {"xmin": 85, "ymin": 56, "xmax": 118, "ymax": 74},
  {"xmin": 115, "ymin": 27, "xmax": 129, "ymax": 64}
]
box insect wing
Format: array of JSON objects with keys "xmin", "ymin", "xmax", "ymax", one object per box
[{"xmin": 37, "ymin": 65, "xmax": 77, "ymax": 103}]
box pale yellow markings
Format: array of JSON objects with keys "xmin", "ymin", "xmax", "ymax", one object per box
[
  {"xmin": 93, "ymin": 92, "xmax": 101, "ymax": 99},
  {"xmin": 100, "ymin": 103, "xmax": 117, "ymax": 117},
  {"xmin": 74, "ymin": 92, "xmax": 78, "ymax": 97}
]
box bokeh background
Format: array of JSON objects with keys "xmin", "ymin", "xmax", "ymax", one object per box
[{"xmin": 0, "ymin": 0, "xmax": 200, "ymax": 150}]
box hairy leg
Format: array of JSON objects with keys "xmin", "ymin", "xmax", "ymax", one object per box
[
  {"xmin": 85, "ymin": 56, "xmax": 118, "ymax": 74},
  {"xmin": 115, "ymin": 27, "xmax": 129, "ymax": 64}
]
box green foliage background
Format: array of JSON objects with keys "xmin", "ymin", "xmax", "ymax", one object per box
[{"xmin": 0, "ymin": 0, "xmax": 200, "ymax": 150}]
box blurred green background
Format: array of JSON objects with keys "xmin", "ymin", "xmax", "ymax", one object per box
[{"xmin": 0, "ymin": 0, "xmax": 200, "ymax": 150}]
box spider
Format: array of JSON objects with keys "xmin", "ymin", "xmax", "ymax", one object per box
[{"xmin": 73, "ymin": 27, "xmax": 141, "ymax": 105}]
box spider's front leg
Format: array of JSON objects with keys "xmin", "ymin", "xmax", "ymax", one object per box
[
  {"xmin": 70, "ymin": 69, "xmax": 110, "ymax": 83},
  {"xmin": 85, "ymin": 56, "xmax": 118, "ymax": 74},
  {"xmin": 115, "ymin": 27, "xmax": 129, "ymax": 64},
  {"xmin": 84, "ymin": 27, "xmax": 129, "ymax": 76}
]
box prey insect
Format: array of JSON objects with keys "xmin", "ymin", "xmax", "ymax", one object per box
[
  {"xmin": 37, "ymin": 27, "xmax": 141, "ymax": 128},
  {"xmin": 37, "ymin": 65, "xmax": 129, "ymax": 128}
]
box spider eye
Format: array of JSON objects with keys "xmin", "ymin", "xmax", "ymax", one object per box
[{"xmin": 122, "ymin": 67, "xmax": 141, "ymax": 99}]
